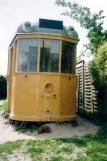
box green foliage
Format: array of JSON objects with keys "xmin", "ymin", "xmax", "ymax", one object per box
[
  {"xmin": 90, "ymin": 43, "xmax": 107, "ymax": 121},
  {"xmin": 55, "ymin": 0, "xmax": 106, "ymax": 54},
  {"xmin": 96, "ymin": 123, "xmax": 107, "ymax": 140},
  {"xmin": 0, "ymin": 75, "xmax": 7, "ymax": 100},
  {"xmin": 56, "ymin": 0, "xmax": 107, "ymax": 122}
]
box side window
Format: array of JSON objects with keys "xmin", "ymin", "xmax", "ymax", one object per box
[
  {"xmin": 19, "ymin": 39, "xmax": 38, "ymax": 72},
  {"xmin": 61, "ymin": 41, "xmax": 75, "ymax": 74},
  {"xmin": 40, "ymin": 39, "xmax": 60, "ymax": 72}
]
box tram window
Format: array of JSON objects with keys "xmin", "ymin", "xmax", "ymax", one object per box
[
  {"xmin": 19, "ymin": 39, "xmax": 38, "ymax": 72},
  {"xmin": 61, "ymin": 41, "xmax": 75, "ymax": 74},
  {"xmin": 40, "ymin": 39, "xmax": 60, "ymax": 72}
]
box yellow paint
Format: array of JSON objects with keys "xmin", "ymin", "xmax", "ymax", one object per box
[
  {"xmin": 7, "ymin": 33, "xmax": 78, "ymax": 122},
  {"xmin": 17, "ymin": 34, "xmax": 78, "ymax": 44}
]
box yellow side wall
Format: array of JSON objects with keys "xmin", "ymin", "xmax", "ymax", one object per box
[
  {"xmin": 8, "ymin": 34, "xmax": 78, "ymax": 122},
  {"xmin": 10, "ymin": 73, "xmax": 77, "ymax": 121}
]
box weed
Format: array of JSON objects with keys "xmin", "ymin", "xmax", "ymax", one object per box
[
  {"xmin": 56, "ymin": 145, "xmax": 73, "ymax": 154},
  {"xmin": 55, "ymin": 137, "xmax": 87, "ymax": 147},
  {"xmin": 51, "ymin": 155, "xmax": 64, "ymax": 161},
  {"xmin": 96, "ymin": 123, "xmax": 107, "ymax": 140},
  {"xmin": 0, "ymin": 102, "xmax": 7, "ymax": 111},
  {"xmin": 0, "ymin": 140, "xmax": 24, "ymax": 160},
  {"xmin": 71, "ymin": 138, "xmax": 87, "ymax": 147},
  {"xmin": 28, "ymin": 147, "xmax": 44, "ymax": 153}
]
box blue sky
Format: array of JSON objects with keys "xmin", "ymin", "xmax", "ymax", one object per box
[{"xmin": 0, "ymin": 0, "xmax": 107, "ymax": 74}]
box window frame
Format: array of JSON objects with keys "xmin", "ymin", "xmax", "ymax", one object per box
[
  {"xmin": 61, "ymin": 40, "xmax": 76, "ymax": 74},
  {"xmin": 39, "ymin": 38, "xmax": 60, "ymax": 73},
  {"xmin": 15, "ymin": 36, "xmax": 76, "ymax": 74},
  {"xmin": 17, "ymin": 38, "xmax": 39, "ymax": 73}
]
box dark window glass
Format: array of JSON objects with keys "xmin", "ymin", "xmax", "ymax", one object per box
[
  {"xmin": 61, "ymin": 41, "xmax": 76, "ymax": 74},
  {"xmin": 19, "ymin": 39, "xmax": 38, "ymax": 72},
  {"xmin": 40, "ymin": 39, "xmax": 60, "ymax": 72}
]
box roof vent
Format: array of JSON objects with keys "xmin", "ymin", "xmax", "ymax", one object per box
[
  {"xmin": 22, "ymin": 21, "xmax": 32, "ymax": 32},
  {"xmin": 25, "ymin": 21, "xmax": 32, "ymax": 29},
  {"xmin": 69, "ymin": 26, "xmax": 74, "ymax": 31}
]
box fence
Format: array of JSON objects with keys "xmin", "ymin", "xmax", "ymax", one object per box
[{"xmin": 76, "ymin": 60, "xmax": 98, "ymax": 115}]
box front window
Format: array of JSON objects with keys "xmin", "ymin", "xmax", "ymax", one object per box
[
  {"xmin": 19, "ymin": 39, "xmax": 38, "ymax": 72},
  {"xmin": 40, "ymin": 39, "xmax": 60, "ymax": 72},
  {"xmin": 61, "ymin": 41, "xmax": 76, "ymax": 74}
]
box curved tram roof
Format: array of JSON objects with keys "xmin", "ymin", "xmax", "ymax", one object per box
[{"xmin": 9, "ymin": 18, "xmax": 79, "ymax": 47}]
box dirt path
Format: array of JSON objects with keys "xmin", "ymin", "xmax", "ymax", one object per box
[{"xmin": 0, "ymin": 111, "xmax": 98, "ymax": 144}]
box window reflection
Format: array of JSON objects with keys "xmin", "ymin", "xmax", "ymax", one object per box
[
  {"xmin": 19, "ymin": 39, "xmax": 38, "ymax": 72},
  {"xmin": 61, "ymin": 41, "xmax": 75, "ymax": 74},
  {"xmin": 40, "ymin": 39, "xmax": 60, "ymax": 72}
]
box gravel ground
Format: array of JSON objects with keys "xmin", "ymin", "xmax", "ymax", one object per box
[{"xmin": 0, "ymin": 111, "xmax": 98, "ymax": 144}]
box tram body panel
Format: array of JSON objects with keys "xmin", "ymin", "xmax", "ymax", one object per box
[
  {"xmin": 9, "ymin": 74, "xmax": 77, "ymax": 121},
  {"xmin": 60, "ymin": 75, "xmax": 77, "ymax": 116},
  {"xmin": 7, "ymin": 19, "xmax": 79, "ymax": 122},
  {"xmin": 37, "ymin": 74, "xmax": 60, "ymax": 116},
  {"xmin": 11, "ymin": 74, "xmax": 38, "ymax": 116}
]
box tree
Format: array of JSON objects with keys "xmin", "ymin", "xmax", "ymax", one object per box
[
  {"xmin": 55, "ymin": 0, "xmax": 106, "ymax": 54},
  {"xmin": 90, "ymin": 43, "xmax": 107, "ymax": 120},
  {"xmin": 0, "ymin": 75, "xmax": 7, "ymax": 99},
  {"xmin": 55, "ymin": 0, "xmax": 107, "ymax": 121}
]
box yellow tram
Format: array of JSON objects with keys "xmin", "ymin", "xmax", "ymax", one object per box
[{"xmin": 7, "ymin": 19, "xmax": 79, "ymax": 122}]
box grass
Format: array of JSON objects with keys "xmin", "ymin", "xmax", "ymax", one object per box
[
  {"xmin": 0, "ymin": 101, "xmax": 7, "ymax": 110},
  {"xmin": 0, "ymin": 125, "xmax": 107, "ymax": 161},
  {"xmin": 51, "ymin": 155, "xmax": 64, "ymax": 161},
  {"xmin": 56, "ymin": 145, "xmax": 73, "ymax": 154},
  {"xmin": 0, "ymin": 140, "xmax": 24, "ymax": 160},
  {"xmin": 55, "ymin": 137, "xmax": 87, "ymax": 147},
  {"xmin": 0, "ymin": 103, "xmax": 107, "ymax": 160},
  {"xmin": 28, "ymin": 147, "xmax": 44, "ymax": 153}
]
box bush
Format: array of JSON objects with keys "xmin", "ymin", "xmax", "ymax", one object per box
[
  {"xmin": 0, "ymin": 75, "xmax": 7, "ymax": 99},
  {"xmin": 96, "ymin": 123, "xmax": 107, "ymax": 140},
  {"xmin": 90, "ymin": 43, "xmax": 107, "ymax": 122}
]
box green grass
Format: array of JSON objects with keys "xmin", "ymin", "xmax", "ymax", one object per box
[
  {"xmin": 0, "ymin": 101, "xmax": 7, "ymax": 110},
  {"xmin": 71, "ymin": 138, "xmax": 87, "ymax": 147},
  {"xmin": 0, "ymin": 124, "xmax": 106, "ymax": 161},
  {"xmin": 51, "ymin": 155, "xmax": 64, "ymax": 161},
  {"xmin": 0, "ymin": 140, "xmax": 24, "ymax": 160},
  {"xmin": 56, "ymin": 145, "xmax": 73, "ymax": 154},
  {"xmin": 74, "ymin": 157, "xmax": 87, "ymax": 161},
  {"xmin": 55, "ymin": 137, "xmax": 87, "ymax": 147},
  {"xmin": 28, "ymin": 147, "xmax": 44, "ymax": 153}
]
